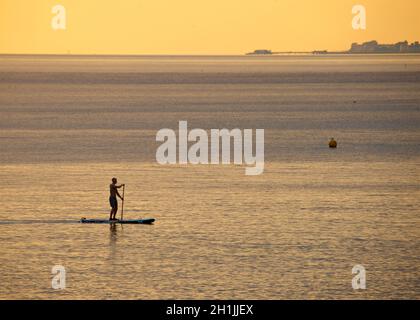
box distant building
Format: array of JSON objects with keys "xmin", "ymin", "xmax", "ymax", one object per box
[
  {"xmin": 349, "ymin": 41, "xmax": 420, "ymax": 53},
  {"xmin": 312, "ymin": 50, "xmax": 328, "ymax": 55},
  {"xmin": 246, "ymin": 49, "xmax": 272, "ymax": 55}
]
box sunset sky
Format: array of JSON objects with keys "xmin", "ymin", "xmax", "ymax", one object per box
[{"xmin": 1, "ymin": 0, "xmax": 419, "ymax": 54}]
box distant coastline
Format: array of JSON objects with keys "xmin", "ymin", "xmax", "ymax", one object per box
[{"xmin": 246, "ymin": 40, "xmax": 420, "ymax": 55}]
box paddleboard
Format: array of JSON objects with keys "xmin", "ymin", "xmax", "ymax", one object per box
[{"xmin": 80, "ymin": 218, "xmax": 155, "ymax": 224}]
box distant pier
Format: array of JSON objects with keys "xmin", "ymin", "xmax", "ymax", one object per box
[{"xmin": 246, "ymin": 40, "xmax": 420, "ymax": 56}]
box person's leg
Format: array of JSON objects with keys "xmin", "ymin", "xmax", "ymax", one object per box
[
  {"xmin": 110, "ymin": 197, "xmax": 118, "ymax": 220},
  {"xmin": 109, "ymin": 197, "xmax": 114, "ymax": 220}
]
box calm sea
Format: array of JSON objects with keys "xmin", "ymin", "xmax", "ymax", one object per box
[{"xmin": 0, "ymin": 54, "xmax": 419, "ymax": 299}]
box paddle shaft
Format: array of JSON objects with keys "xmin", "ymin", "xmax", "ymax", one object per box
[{"xmin": 121, "ymin": 185, "xmax": 125, "ymax": 221}]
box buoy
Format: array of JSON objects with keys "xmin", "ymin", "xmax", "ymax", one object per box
[{"xmin": 329, "ymin": 138, "xmax": 337, "ymax": 148}]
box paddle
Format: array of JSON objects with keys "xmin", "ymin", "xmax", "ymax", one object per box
[{"xmin": 121, "ymin": 184, "xmax": 125, "ymax": 221}]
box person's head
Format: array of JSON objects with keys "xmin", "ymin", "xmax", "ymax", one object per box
[{"xmin": 112, "ymin": 177, "xmax": 117, "ymax": 184}]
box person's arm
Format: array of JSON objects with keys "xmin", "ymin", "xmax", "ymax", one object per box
[
  {"xmin": 116, "ymin": 190, "xmax": 123, "ymax": 200},
  {"xmin": 116, "ymin": 184, "xmax": 125, "ymax": 189}
]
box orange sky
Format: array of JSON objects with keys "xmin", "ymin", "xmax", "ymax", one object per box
[{"xmin": 1, "ymin": 0, "xmax": 419, "ymax": 54}]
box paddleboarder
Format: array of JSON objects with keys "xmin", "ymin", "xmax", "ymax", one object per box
[{"xmin": 109, "ymin": 177, "xmax": 124, "ymax": 221}]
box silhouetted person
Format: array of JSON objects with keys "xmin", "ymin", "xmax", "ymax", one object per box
[{"xmin": 109, "ymin": 177, "xmax": 124, "ymax": 220}]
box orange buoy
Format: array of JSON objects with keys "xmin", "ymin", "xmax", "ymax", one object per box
[{"xmin": 329, "ymin": 138, "xmax": 337, "ymax": 148}]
